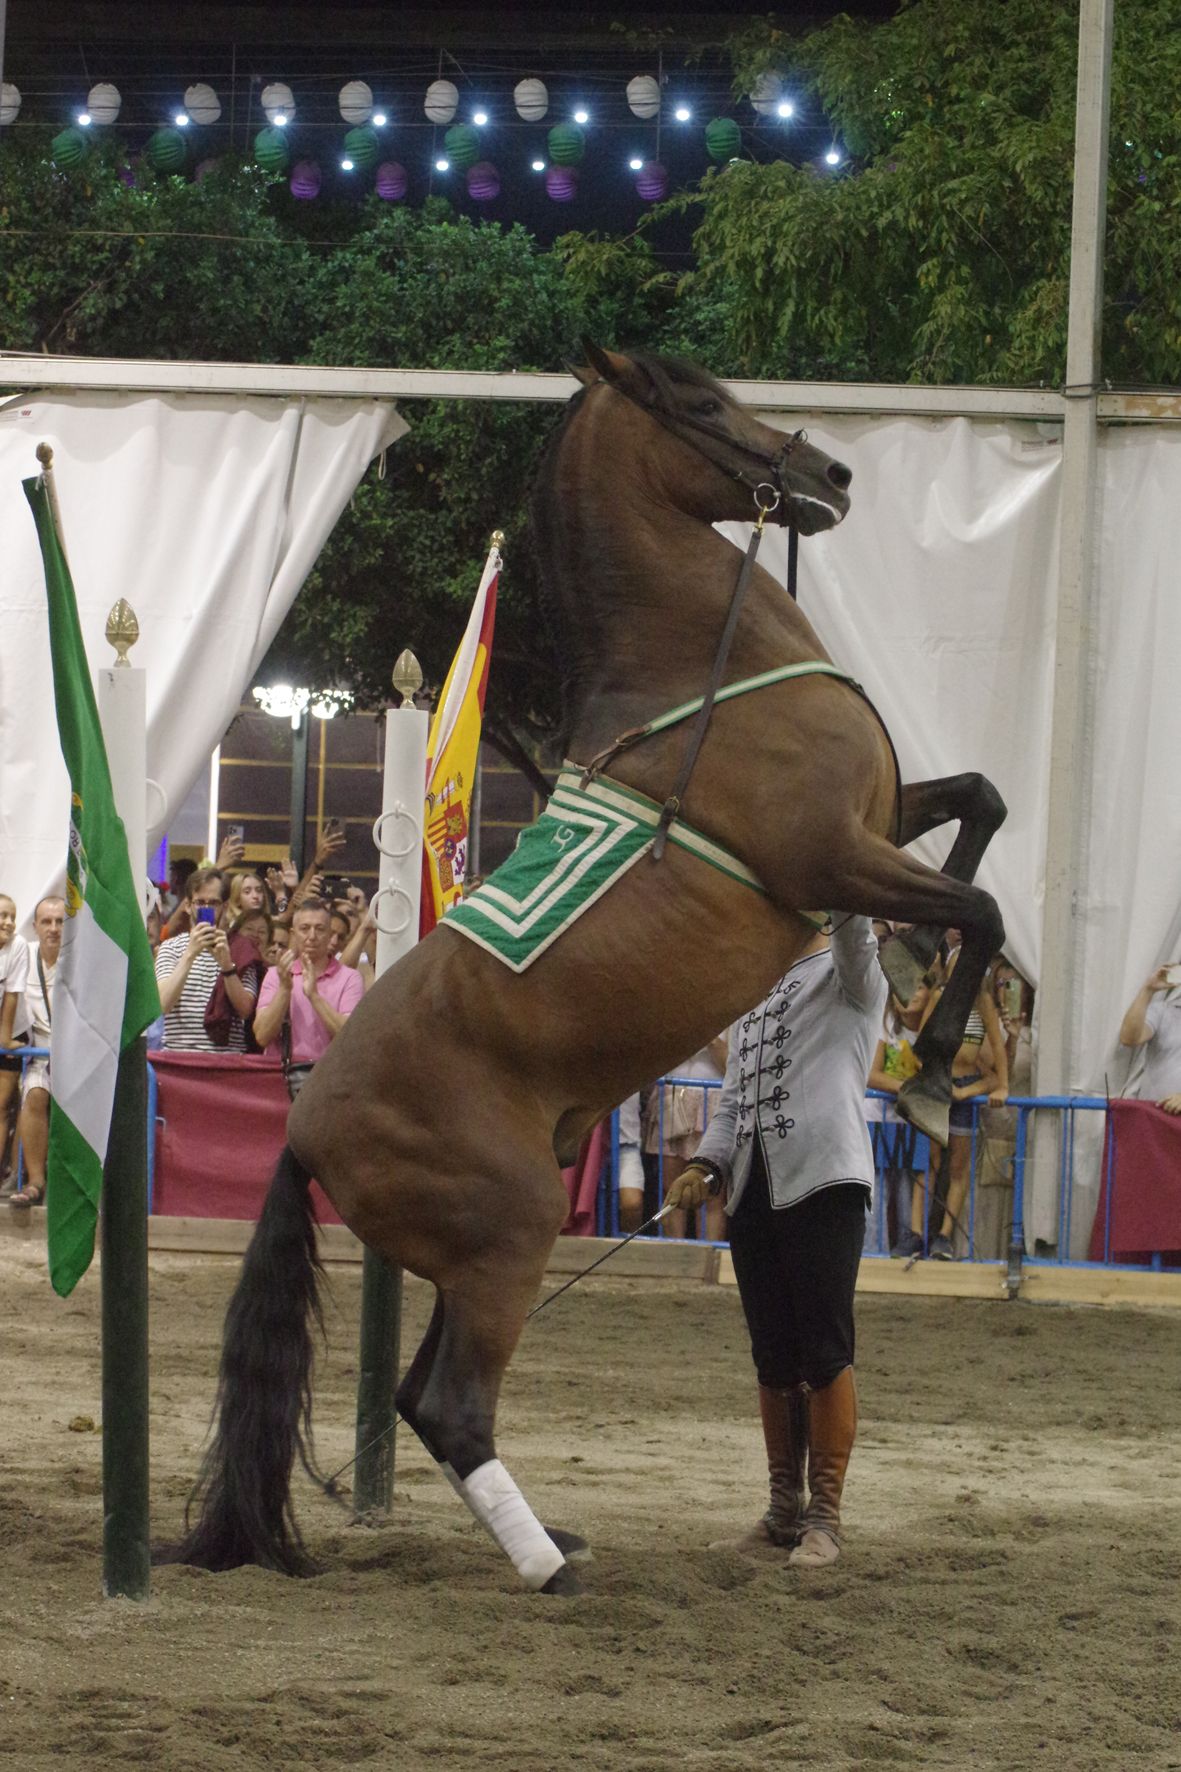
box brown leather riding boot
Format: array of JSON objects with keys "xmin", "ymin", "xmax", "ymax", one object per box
[
  {"xmin": 789, "ymin": 1366, "xmax": 858, "ymax": 1567},
  {"xmin": 709, "ymin": 1383, "xmax": 808, "ymax": 1553}
]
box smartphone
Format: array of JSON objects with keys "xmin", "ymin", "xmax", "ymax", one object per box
[
  {"xmin": 321, "ymin": 874, "xmax": 351, "ymax": 901},
  {"xmin": 1166, "ymin": 965, "xmax": 1181, "ymax": 987},
  {"xmin": 195, "ymin": 905, "xmax": 217, "ymax": 926},
  {"xmin": 227, "ymin": 824, "xmax": 245, "ymax": 846},
  {"xmin": 1000, "ymin": 976, "xmax": 1023, "ymax": 1019}
]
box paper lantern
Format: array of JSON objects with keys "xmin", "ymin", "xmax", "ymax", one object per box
[
  {"xmin": 290, "ymin": 159, "xmax": 322, "ymax": 199},
  {"xmin": 513, "ymin": 78, "xmax": 548, "ymax": 122},
  {"xmin": 547, "ymin": 124, "xmax": 585, "ymax": 166},
  {"xmin": 626, "ymin": 74, "xmax": 661, "ymax": 120},
  {"xmin": 466, "ymin": 160, "xmax": 500, "ymax": 201},
  {"xmin": 86, "ymin": 82, "xmax": 121, "ymax": 125},
  {"xmin": 425, "ymin": 79, "xmax": 458, "ymax": 124},
  {"xmin": 443, "ymin": 124, "xmax": 480, "ymax": 171},
  {"xmin": 749, "ymin": 72, "xmax": 783, "ymax": 117},
  {"xmin": 146, "ymin": 128, "xmax": 187, "ymax": 173},
  {"xmin": 184, "ymin": 83, "xmax": 221, "ymax": 126},
  {"xmin": 375, "ymin": 160, "xmax": 408, "ymax": 201},
  {"xmin": 343, "ymin": 125, "xmax": 380, "ymax": 170},
  {"xmin": 545, "ymin": 166, "xmax": 578, "ymax": 202},
  {"xmin": 261, "ymin": 82, "xmax": 295, "ymax": 124},
  {"xmin": 51, "ymin": 127, "xmax": 89, "ymax": 169},
  {"xmin": 118, "ymin": 161, "xmax": 138, "ymax": 189},
  {"xmin": 705, "ymin": 117, "xmax": 741, "ymax": 163},
  {"xmin": 339, "ymin": 80, "xmax": 373, "ymax": 124},
  {"xmin": 635, "ymin": 160, "xmax": 668, "ymax": 202},
  {"xmin": 254, "ymin": 126, "xmax": 290, "ymax": 173},
  {"xmin": 0, "ymin": 83, "xmax": 21, "ymax": 127},
  {"xmin": 194, "ymin": 157, "xmax": 221, "ymax": 183}
]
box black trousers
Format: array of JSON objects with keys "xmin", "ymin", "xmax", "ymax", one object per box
[{"xmin": 727, "ymin": 1138, "xmax": 867, "ymax": 1392}]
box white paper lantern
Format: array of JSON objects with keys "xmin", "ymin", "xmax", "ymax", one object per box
[
  {"xmin": 184, "ymin": 83, "xmax": 221, "ymax": 126},
  {"xmin": 86, "ymin": 82, "xmax": 121, "ymax": 125},
  {"xmin": 261, "ymin": 82, "xmax": 295, "ymax": 124},
  {"xmin": 0, "ymin": 83, "xmax": 21, "ymax": 127},
  {"xmin": 424, "ymin": 79, "xmax": 459, "ymax": 125},
  {"xmin": 339, "ymin": 80, "xmax": 373, "ymax": 124},
  {"xmin": 749, "ymin": 72, "xmax": 783, "ymax": 117},
  {"xmin": 513, "ymin": 78, "xmax": 548, "ymax": 122},
  {"xmin": 626, "ymin": 74, "xmax": 661, "ymax": 120}
]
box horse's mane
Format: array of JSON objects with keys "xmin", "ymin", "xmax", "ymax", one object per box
[{"xmin": 529, "ymin": 351, "xmax": 732, "ymax": 752}]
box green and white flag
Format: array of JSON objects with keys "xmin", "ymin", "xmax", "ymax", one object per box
[{"xmin": 24, "ymin": 475, "xmax": 160, "ymax": 1297}]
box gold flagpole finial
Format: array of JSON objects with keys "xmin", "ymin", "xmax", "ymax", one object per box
[
  {"xmin": 36, "ymin": 442, "xmax": 54, "ymax": 471},
  {"xmin": 490, "ymin": 529, "xmax": 505, "ymax": 553},
  {"xmin": 105, "ymin": 599, "xmax": 140, "ymax": 668},
  {"xmin": 392, "ymin": 648, "xmax": 423, "ymax": 709}
]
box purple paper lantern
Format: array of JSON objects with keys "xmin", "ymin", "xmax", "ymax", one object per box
[
  {"xmin": 375, "ymin": 160, "xmax": 408, "ymax": 201},
  {"xmin": 635, "ymin": 160, "xmax": 668, "ymax": 202},
  {"xmin": 290, "ymin": 159, "xmax": 322, "ymax": 199},
  {"xmin": 545, "ymin": 165, "xmax": 578, "ymax": 202},
  {"xmin": 194, "ymin": 157, "xmax": 220, "ymax": 183},
  {"xmin": 466, "ymin": 160, "xmax": 500, "ymax": 202}
]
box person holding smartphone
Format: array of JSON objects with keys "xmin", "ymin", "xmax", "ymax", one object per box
[
  {"xmin": 154, "ymin": 868, "xmax": 258, "ymax": 1052},
  {"xmin": 1120, "ymin": 959, "xmax": 1181, "ymax": 1112}
]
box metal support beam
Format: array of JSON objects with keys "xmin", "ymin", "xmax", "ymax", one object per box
[
  {"xmin": 288, "ymin": 711, "xmax": 309, "ymax": 878},
  {"xmin": 101, "ymin": 1037, "xmax": 151, "ymax": 1599},
  {"xmin": 1035, "ymin": 0, "xmax": 1114, "ymax": 1105}
]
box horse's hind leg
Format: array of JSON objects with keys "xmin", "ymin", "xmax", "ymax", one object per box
[
  {"xmin": 879, "ymin": 773, "xmax": 1007, "ymax": 1003},
  {"xmin": 396, "ymin": 1258, "xmax": 582, "ymax": 1596}
]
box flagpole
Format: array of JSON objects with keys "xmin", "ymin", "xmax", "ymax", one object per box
[
  {"xmin": 37, "ymin": 445, "xmax": 152, "ymax": 1600},
  {"xmin": 353, "ymin": 649, "xmax": 428, "ymax": 1517}
]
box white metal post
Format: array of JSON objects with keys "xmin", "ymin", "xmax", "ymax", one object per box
[
  {"xmin": 1035, "ymin": 0, "xmax": 1114, "ymax": 1102},
  {"xmin": 98, "ymin": 663, "xmax": 148, "ymax": 917}
]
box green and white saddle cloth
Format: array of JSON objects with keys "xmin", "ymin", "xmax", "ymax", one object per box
[{"xmin": 443, "ymin": 763, "xmax": 765, "ymax": 973}]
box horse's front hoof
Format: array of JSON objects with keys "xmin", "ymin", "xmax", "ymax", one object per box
[
  {"xmin": 879, "ymin": 934, "xmax": 928, "ymax": 1006},
  {"xmin": 540, "ymin": 1561, "xmax": 585, "ymax": 1597},
  {"xmin": 897, "ymin": 1076, "xmax": 950, "ymax": 1148},
  {"xmin": 544, "ymin": 1526, "xmax": 592, "ymax": 1565}
]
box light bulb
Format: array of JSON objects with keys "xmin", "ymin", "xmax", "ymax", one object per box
[
  {"xmin": 573, "ymin": 108, "xmax": 589, "ymax": 124},
  {"xmin": 674, "ymin": 105, "xmax": 691, "ymax": 122},
  {"xmin": 175, "ymin": 112, "xmax": 190, "ymax": 127},
  {"xmin": 340, "ymin": 157, "xmax": 355, "ymax": 170},
  {"xmin": 435, "ymin": 156, "xmax": 450, "ymax": 172},
  {"xmin": 777, "ymin": 101, "xmax": 794, "ymax": 119},
  {"xmin": 473, "ymin": 109, "xmax": 488, "ymax": 126},
  {"xmin": 372, "ymin": 111, "xmax": 387, "ymax": 126}
]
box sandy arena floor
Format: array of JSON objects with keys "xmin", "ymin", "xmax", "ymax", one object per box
[{"xmin": 1, "ymin": 1230, "xmax": 1179, "ymax": 1772}]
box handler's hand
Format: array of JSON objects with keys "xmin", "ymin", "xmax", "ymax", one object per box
[
  {"xmin": 664, "ymin": 1163, "xmax": 720, "ymax": 1214},
  {"xmin": 1158, "ymin": 1094, "xmax": 1181, "ymax": 1115}
]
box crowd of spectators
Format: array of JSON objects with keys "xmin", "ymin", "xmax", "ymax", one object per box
[{"xmin": 0, "ymin": 821, "xmax": 378, "ymax": 1203}]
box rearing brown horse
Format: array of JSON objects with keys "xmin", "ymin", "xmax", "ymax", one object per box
[{"xmin": 177, "ymin": 344, "xmax": 1004, "ymax": 1595}]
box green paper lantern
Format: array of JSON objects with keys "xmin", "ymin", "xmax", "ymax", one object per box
[
  {"xmin": 51, "ymin": 126, "xmax": 89, "ymax": 169},
  {"xmin": 705, "ymin": 117, "xmax": 742, "ymax": 163},
  {"xmin": 254, "ymin": 125, "xmax": 291, "ymax": 174},
  {"xmin": 442, "ymin": 124, "xmax": 479, "ymax": 171},
  {"xmin": 343, "ymin": 124, "xmax": 380, "ymax": 170},
  {"xmin": 547, "ymin": 123, "xmax": 585, "ymax": 167},
  {"xmin": 145, "ymin": 127, "xmax": 187, "ymax": 173}
]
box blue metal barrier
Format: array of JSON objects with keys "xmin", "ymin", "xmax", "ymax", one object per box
[{"xmin": 604, "ymin": 1082, "xmax": 1177, "ymax": 1282}]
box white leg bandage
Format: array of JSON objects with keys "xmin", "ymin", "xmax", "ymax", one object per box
[{"xmin": 441, "ymin": 1458, "xmax": 565, "ymax": 1590}]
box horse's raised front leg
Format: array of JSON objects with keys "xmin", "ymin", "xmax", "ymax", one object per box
[
  {"xmin": 396, "ymin": 1249, "xmax": 586, "ymax": 1597},
  {"xmin": 878, "ymin": 773, "xmax": 1007, "ymax": 1005},
  {"xmin": 815, "ymin": 827, "xmax": 1005, "ymax": 1146}
]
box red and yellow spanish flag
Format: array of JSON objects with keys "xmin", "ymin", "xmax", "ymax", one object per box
[{"xmin": 420, "ymin": 534, "xmax": 501, "ymax": 935}]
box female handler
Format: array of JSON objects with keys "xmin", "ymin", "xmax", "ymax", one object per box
[{"xmin": 667, "ymin": 915, "xmax": 886, "ymax": 1566}]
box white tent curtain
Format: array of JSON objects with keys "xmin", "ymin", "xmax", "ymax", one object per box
[{"xmin": 0, "ymin": 391, "xmax": 405, "ymax": 925}]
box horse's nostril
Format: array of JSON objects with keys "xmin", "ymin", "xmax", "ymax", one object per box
[{"xmin": 827, "ymin": 461, "xmax": 853, "ymax": 492}]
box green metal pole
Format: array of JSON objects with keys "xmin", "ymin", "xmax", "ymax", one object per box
[
  {"xmin": 352, "ymin": 1247, "xmax": 402, "ymax": 1515},
  {"xmin": 100, "ymin": 1035, "xmax": 150, "ymax": 1598}
]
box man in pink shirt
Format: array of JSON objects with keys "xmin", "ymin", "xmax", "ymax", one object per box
[{"xmin": 254, "ymin": 899, "xmax": 364, "ymax": 1074}]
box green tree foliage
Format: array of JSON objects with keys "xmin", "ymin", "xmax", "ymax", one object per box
[{"xmin": 691, "ymin": 0, "xmax": 1181, "ymax": 383}]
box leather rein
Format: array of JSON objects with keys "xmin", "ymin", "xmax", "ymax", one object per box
[{"xmin": 578, "ymin": 377, "xmax": 903, "ymax": 853}]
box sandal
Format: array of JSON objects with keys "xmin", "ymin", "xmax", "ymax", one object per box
[{"xmin": 10, "ymin": 1185, "xmax": 44, "ymax": 1210}]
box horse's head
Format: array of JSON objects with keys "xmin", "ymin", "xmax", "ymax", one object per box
[{"xmin": 573, "ymin": 342, "xmax": 852, "ymax": 536}]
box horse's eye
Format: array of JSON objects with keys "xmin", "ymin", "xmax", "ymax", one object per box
[{"xmin": 695, "ymin": 398, "xmax": 722, "ymax": 418}]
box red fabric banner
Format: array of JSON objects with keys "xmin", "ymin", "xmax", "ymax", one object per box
[
  {"xmin": 147, "ymin": 1051, "xmax": 341, "ymax": 1223},
  {"xmin": 1089, "ymin": 1099, "xmax": 1181, "ymax": 1263}
]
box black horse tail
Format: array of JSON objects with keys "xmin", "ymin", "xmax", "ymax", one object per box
[{"xmin": 173, "ymin": 1145, "xmax": 324, "ymax": 1576}]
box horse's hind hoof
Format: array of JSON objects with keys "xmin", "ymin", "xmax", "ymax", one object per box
[
  {"xmin": 879, "ymin": 934, "xmax": 929, "ymax": 1006},
  {"xmin": 540, "ymin": 1561, "xmax": 585, "ymax": 1597},
  {"xmin": 544, "ymin": 1526, "xmax": 592, "ymax": 1565},
  {"xmin": 897, "ymin": 1077, "xmax": 950, "ymax": 1148}
]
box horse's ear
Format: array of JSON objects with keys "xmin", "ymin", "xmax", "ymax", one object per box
[{"xmin": 574, "ymin": 339, "xmax": 653, "ymax": 400}]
